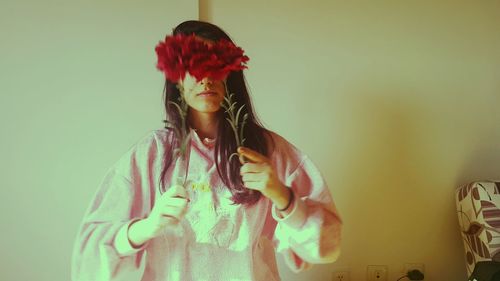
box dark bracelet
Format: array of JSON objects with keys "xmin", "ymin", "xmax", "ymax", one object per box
[{"xmin": 278, "ymin": 188, "xmax": 294, "ymax": 212}]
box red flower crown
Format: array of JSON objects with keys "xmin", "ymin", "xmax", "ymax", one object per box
[{"xmin": 155, "ymin": 33, "xmax": 249, "ymax": 83}]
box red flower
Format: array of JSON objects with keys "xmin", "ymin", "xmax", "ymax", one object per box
[{"xmin": 155, "ymin": 33, "xmax": 249, "ymax": 83}]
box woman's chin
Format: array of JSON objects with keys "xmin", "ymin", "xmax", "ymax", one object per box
[{"xmin": 193, "ymin": 106, "xmax": 221, "ymax": 114}]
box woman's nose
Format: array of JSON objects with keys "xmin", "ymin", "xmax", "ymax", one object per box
[{"xmin": 201, "ymin": 78, "xmax": 213, "ymax": 85}]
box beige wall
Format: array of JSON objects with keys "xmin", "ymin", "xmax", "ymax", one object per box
[
  {"xmin": 201, "ymin": 0, "xmax": 500, "ymax": 280},
  {"xmin": 0, "ymin": 1, "xmax": 197, "ymax": 280}
]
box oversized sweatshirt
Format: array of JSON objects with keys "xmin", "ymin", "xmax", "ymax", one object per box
[{"xmin": 71, "ymin": 127, "xmax": 342, "ymax": 281}]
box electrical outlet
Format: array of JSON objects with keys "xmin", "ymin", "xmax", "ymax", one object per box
[
  {"xmin": 332, "ymin": 270, "xmax": 350, "ymax": 281},
  {"xmin": 404, "ymin": 263, "xmax": 425, "ymax": 280},
  {"xmin": 367, "ymin": 265, "xmax": 388, "ymax": 281},
  {"xmin": 404, "ymin": 263, "xmax": 425, "ymax": 274}
]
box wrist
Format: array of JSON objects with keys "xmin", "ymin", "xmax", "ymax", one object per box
[
  {"xmin": 278, "ymin": 187, "xmax": 294, "ymax": 212},
  {"xmin": 271, "ymin": 184, "xmax": 292, "ymax": 210}
]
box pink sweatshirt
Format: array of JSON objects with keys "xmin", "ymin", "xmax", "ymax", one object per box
[{"xmin": 71, "ymin": 128, "xmax": 342, "ymax": 281}]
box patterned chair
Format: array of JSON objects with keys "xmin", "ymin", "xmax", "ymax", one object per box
[{"xmin": 456, "ymin": 181, "xmax": 500, "ymax": 281}]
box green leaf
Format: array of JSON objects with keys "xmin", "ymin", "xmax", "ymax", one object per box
[
  {"xmin": 226, "ymin": 117, "xmax": 240, "ymax": 146},
  {"xmin": 235, "ymin": 104, "xmax": 246, "ymax": 126},
  {"xmin": 227, "ymin": 101, "xmax": 237, "ymax": 113},
  {"xmin": 173, "ymin": 127, "xmax": 181, "ymax": 140},
  {"xmin": 240, "ymin": 117, "xmax": 247, "ymax": 145},
  {"xmin": 225, "ymin": 117, "xmax": 237, "ymax": 133},
  {"xmin": 168, "ymin": 101, "xmax": 185, "ymax": 118},
  {"xmin": 229, "ymin": 152, "xmax": 239, "ymax": 163}
]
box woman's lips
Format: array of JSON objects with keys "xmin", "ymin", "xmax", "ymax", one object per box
[{"xmin": 198, "ymin": 91, "xmax": 217, "ymax": 97}]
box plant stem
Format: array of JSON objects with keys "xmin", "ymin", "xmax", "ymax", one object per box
[{"xmin": 222, "ymin": 81, "xmax": 248, "ymax": 162}]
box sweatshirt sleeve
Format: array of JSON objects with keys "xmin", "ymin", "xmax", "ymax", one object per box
[
  {"xmin": 71, "ymin": 131, "xmax": 160, "ymax": 281},
  {"xmin": 271, "ymin": 154, "xmax": 342, "ymax": 273}
]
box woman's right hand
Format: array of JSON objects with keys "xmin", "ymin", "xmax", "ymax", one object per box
[{"xmin": 134, "ymin": 184, "xmax": 190, "ymax": 242}]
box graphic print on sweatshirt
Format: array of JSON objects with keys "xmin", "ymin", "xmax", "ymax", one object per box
[{"xmin": 161, "ymin": 164, "xmax": 253, "ymax": 251}]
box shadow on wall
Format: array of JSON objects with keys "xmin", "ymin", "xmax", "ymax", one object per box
[{"xmin": 457, "ymin": 135, "xmax": 500, "ymax": 186}]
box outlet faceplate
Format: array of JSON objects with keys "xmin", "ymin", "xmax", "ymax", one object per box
[
  {"xmin": 332, "ymin": 270, "xmax": 350, "ymax": 281},
  {"xmin": 367, "ymin": 265, "xmax": 388, "ymax": 281}
]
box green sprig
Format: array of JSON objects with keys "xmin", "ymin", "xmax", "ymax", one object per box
[
  {"xmin": 221, "ymin": 83, "xmax": 248, "ymax": 163},
  {"xmin": 168, "ymin": 84, "xmax": 190, "ymax": 159}
]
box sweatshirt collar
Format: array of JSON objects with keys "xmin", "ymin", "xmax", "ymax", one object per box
[{"xmin": 190, "ymin": 127, "xmax": 216, "ymax": 150}]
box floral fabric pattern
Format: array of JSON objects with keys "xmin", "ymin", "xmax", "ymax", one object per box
[{"xmin": 456, "ymin": 181, "xmax": 500, "ymax": 278}]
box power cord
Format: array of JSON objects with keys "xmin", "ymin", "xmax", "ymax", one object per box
[{"xmin": 396, "ymin": 269, "xmax": 425, "ymax": 281}]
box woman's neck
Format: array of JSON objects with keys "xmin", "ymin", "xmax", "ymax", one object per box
[{"xmin": 188, "ymin": 110, "xmax": 219, "ymax": 140}]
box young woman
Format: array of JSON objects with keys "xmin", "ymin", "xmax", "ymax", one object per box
[{"xmin": 71, "ymin": 20, "xmax": 342, "ymax": 281}]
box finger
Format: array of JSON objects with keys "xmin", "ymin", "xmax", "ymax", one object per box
[
  {"xmin": 240, "ymin": 163, "xmax": 267, "ymax": 174},
  {"xmin": 160, "ymin": 192, "xmax": 189, "ymax": 204},
  {"xmin": 242, "ymin": 173, "xmax": 264, "ymax": 182},
  {"xmin": 242, "ymin": 181, "xmax": 265, "ymax": 191},
  {"xmin": 161, "ymin": 206, "xmax": 187, "ymax": 221},
  {"xmin": 237, "ymin": 147, "xmax": 268, "ymax": 163},
  {"xmin": 160, "ymin": 214, "xmax": 178, "ymax": 224},
  {"xmin": 171, "ymin": 184, "xmax": 188, "ymax": 197},
  {"xmin": 160, "ymin": 210, "xmax": 179, "ymax": 222},
  {"xmin": 164, "ymin": 184, "xmax": 188, "ymax": 199},
  {"xmin": 164, "ymin": 197, "xmax": 190, "ymax": 207},
  {"xmin": 239, "ymin": 153, "xmax": 249, "ymax": 165},
  {"xmin": 164, "ymin": 184, "xmax": 182, "ymax": 195}
]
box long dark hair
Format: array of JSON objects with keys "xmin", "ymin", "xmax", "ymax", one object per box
[{"xmin": 158, "ymin": 20, "xmax": 275, "ymax": 207}]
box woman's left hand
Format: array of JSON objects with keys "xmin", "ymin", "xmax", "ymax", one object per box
[{"xmin": 237, "ymin": 146, "xmax": 287, "ymax": 202}]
